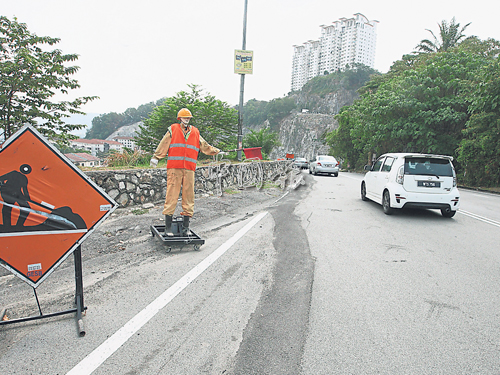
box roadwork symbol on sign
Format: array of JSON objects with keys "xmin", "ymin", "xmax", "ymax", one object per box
[{"xmin": 0, "ymin": 126, "xmax": 117, "ymax": 288}]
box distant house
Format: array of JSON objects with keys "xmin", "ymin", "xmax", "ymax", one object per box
[
  {"xmin": 69, "ymin": 138, "xmax": 123, "ymax": 156},
  {"xmin": 65, "ymin": 153, "xmax": 102, "ymax": 167},
  {"xmin": 109, "ymin": 136, "xmax": 138, "ymax": 151}
]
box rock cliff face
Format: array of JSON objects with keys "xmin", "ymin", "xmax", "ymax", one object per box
[
  {"xmin": 104, "ymin": 86, "xmax": 359, "ymax": 162},
  {"xmin": 269, "ymin": 88, "xmax": 359, "ymax": 160},
  {"xmin": 270, "ymin": 113, "xmax": 336, "ymax": 161},
  {"xmin": 106, "ymin": 122, "xmax": 142, "ymax": 139}
]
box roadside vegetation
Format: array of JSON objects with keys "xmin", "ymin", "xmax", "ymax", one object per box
[
  {"xmin": 326, "ymin": 19, "xmax": 500, "ymax": 188},
  {"xmin": 2, "ymin": 16, "xmax": 498, "ymax": 190},
  {"xmin": 0, "ymin": 16, "xmax": 96, "ymax": 144}
]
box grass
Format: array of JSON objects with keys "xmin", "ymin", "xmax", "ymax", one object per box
[
  {"xmin": 262, "ymin": 182, "xmax": 280, "ymax": 189},
  {"xmin": 224, "ymin": 188, "xmax": 240, "ymax": 195},
  {"xmin": 131, "ymin": 208, "xmax": 149, "ymax": 215}
]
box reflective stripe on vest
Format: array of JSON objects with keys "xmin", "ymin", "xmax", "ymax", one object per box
[
  {"xmin": 166, "ymin": 124, "xmax": 200, "ymax": 171},
  {"xmin": 169, "ymin": 143, "xmax": 200, "ymax": 152}
]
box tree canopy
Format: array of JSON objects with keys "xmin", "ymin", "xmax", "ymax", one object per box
[
  {"xmin": 85, "ymin": 101, "xmax": 162, "ymax": 139},
  {"xmin": 458, "ymin": 57, "xmax": 500, "ymax": 186},
  {"xmin": 136, "ymin": 85, "xmax": 238, "ymax": 157},
  {"xmin": 243, "ymin": 127, "xmax": 281, "ymax": 159},
  {"xmin": 242, "ymin": 64, "xmax": 378, "ymax": 129},
  {"xmin": 0, "ymin": 16, "xmax": 96, "ymax": 143},
  {"xmin": 326, "ymin": 33, "xmax": 500, "ymax": 187}
]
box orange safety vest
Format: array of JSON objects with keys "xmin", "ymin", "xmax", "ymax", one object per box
[{"xmin": 166, "ymin": 123, "xmax": 200, "ymax": 171}]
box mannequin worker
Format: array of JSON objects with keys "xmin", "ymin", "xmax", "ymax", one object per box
[{"xmin": 150, "ymin": 108, "xmax": 223, "ymax": 236}]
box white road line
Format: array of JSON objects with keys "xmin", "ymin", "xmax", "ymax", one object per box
[
  {"xmin": 458, "ymin": 210, "xmax": 500, "ymax": 228},
  {"xmin": 273, "ymin": 191, "xmax": 289, "ymax": 204},
  {"xmin": 66, "ymin": 211, "xmax": 268, "ymax": 375},
  {"xmin": 338, "ymin": 174, "xmax": 500, "ymax": 227}
]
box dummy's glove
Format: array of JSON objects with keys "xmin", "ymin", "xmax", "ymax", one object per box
[
  {"xmin": 218, "ymin": 151, "xmax": 228, "ymax": 156},
  {"xmin": 150, "ymin": 158, "xmax": 159, "ymax": 167}
]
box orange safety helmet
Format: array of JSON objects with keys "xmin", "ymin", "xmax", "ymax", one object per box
[{"xmin": 177, "ymin": 108, "xmax": 193, "ymax": 119}]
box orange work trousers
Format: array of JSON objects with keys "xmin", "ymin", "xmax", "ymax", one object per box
[{"xmin": 162, "ymin": 168, "xmax": 195, "ymax": 217}]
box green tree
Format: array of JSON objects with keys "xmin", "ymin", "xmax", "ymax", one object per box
[
  {"xmin": 0, "ymin": 16, "xmax": 96, "ymax": 143},
  {"xmin": 241, "ymin": 97, "xmax": 294, "ymax": 130},
  {"xmin": 302, "ymin": 64, "xmax": 378, "ymax": 97},
  {"xmin": 327, "ymin": 45, "xmax": 496, "ymax": 171},
  {"xmin": 243, "ymin": 99, "xmax": 268, "ymax": 127},
  {"xmin": 85, "ymin": 100, "xmax": 161, "ymax": 139},
  {"xmin": 458, "ymin": 58, "xmax": 500, "ymax": 187},
  {"xmin": 266, "ymin": 97, "xmax": 296, "ymax": 129},
  {"xmin": 325, "ymin": 105, "xmax": 365, "ymax": 169},
  {"xmin": 87, "ymin": 112, "xmax": 124, "ymax": 139},
  {"xmin": 456, "ymin": 36, "xmax": 500, "ymax": 58},
  {"xmin": 136, "ymin": 85, "xmax": 238, "ymax": 157},
  {"xmin": 243, "ymin": 127, "xmax": 281, "ymax": 159},
  {"xmin": 415, "ymin": 17, "xmax": 471, "ymax": 53}
]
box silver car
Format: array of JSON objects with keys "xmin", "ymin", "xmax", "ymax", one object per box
[
  {"xmin": 292, "ymin": 157, "xmax": 309, "ymax": 169},
  {"xmin": 309, "ymin": 155, "xmax": 339, "ymax": 176}
]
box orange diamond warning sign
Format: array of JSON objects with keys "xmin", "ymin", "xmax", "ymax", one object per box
[{"xmin": 0, "ymin": 126, "xmax": 117, "ymax": 288}]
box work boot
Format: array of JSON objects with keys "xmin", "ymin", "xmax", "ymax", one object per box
[
  {"xmin": 164, "ymin": 215, "xmax": 174, "ymax": 237},
  {"xmin": 182, "ymin": 216, "xmax": 190, "ymax": 236}
]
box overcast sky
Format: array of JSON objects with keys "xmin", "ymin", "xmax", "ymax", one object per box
[{"xmin": 4, "ymin": 0, "xmax": 500, "ymax": 119}]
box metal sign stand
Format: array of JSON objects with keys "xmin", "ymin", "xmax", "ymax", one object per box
[{"xmin": 0, "ymin": 245, "xmax": 87, "ymax": 337}]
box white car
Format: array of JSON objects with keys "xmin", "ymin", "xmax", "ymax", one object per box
[{"xmin": 361, "ymin": 153, "xmax": 460, "ymax": 217}]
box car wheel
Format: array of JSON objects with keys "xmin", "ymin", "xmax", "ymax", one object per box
[
  {"xmin": 333, "ymin": 173, "xmax": 338, "ymax": 177},
  {"xmin": 309, "ymin": 168, "xmax": 312, "ymax": 174},
  {"xmin": 382, "ymin": 190, "xmax": 393, "ymax": 215},
  {"xmin": 441, "ymin": 207, "xmax": 456, "ymax": 218},
  {"xmin": 361, "ymin": 182, "xmax": 368, "ymax": 201}
]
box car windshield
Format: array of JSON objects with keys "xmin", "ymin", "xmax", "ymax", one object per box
[
  {"xmin": 318, "ymin": 156, "xmax": 336, "ymax": 162},
  {"xmin": 404, "ymin": 157, "xmax": 453, "ymax": 177}
]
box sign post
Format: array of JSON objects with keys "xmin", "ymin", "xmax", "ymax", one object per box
[
  {"xmin": 236, "ymin": 0, "xmax": 250, "ymax": 161},
  {"xmin": 0, "ymin": 125, "xmax": 117, "ymax": 335}
]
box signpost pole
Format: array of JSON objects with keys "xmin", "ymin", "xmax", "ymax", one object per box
[
  {"xmin": 237, "ymin": 0, "xmax": 248, "ymax": 162},
  {"xmin": 74, "ymin": 245, "xmax": 86, "ymax": 336},
  {"xmin": 0, "ymin": 248, "xmax": 88, "ymax": 336}
]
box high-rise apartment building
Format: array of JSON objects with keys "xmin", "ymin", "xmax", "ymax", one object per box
[{"xmin": 291, "ymin": 13, "xmax": 378, "ymax": 91}]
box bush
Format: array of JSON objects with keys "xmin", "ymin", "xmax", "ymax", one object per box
[{"xmin": 105, "ymin": 149, "xmax": 151, "ymax": 168}]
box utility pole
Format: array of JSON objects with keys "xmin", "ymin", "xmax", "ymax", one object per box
[{"xmin": 237, "ymin": 0, "xmax": 248, "ymax": 161}]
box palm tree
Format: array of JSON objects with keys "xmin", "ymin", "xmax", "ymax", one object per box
[
  {"xmin": 415, "ymin": 17, "xmax": 471, "ymax": 53},
  {"xmin": 243, "ymin": 127, "xmax": 281, "ymax": 157}
]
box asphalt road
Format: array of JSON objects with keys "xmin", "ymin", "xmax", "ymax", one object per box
[
  {"xmin": 300, "ymin": 172, "xmax": 500, "ymax": 374},
  {"xmin": 1, "ymin": 171, "xmax": 500, "ymax": 374}
]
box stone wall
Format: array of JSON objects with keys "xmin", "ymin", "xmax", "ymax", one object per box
[{"xmin": 85, "ymin": 160, "xmax": 294, "ymax": 207}]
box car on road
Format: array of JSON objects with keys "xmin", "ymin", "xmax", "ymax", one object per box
[
  {"xmin": 292, "ymin": 157, "xmax": 309, "ymax": 169},
  {"xmin": 361, "ymin": 153, "xmax": 460, "ymax": 217},
  {"xmin": 309, "ymin": 155, "xmax": 339, "ymax": 176}
]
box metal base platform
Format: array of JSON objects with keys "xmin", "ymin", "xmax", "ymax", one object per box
[{"xmin": 150, "ymin": 217, "xmax": 205, "ymax": 252}]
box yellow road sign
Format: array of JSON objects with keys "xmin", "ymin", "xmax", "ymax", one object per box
[{"xmin": 234, "ymin": 49, "xmax": 253, "ymax": 74}]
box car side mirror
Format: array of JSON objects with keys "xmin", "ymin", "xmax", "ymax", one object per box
[{"xmin": 364, "ymin": 165, "xmax": 371, "ymax": 171}]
